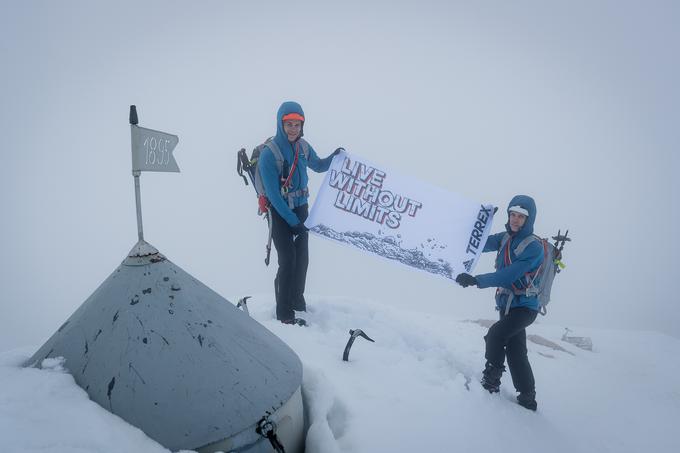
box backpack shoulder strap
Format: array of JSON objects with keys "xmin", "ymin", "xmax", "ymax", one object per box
[
  {"xmin": 265, "ymin": 138, "xmax": 284, "ymax": 175},
  {"xmin": 495, "ymin": 233, "xmax": 511, "ymax": 269},
  {"xmin": 499, "ymin": 233, "xmax": 511, "ymax": 251},
  {"xmin": 298, "ymin": 138, "xmax": 311, "ymax": 159},
  {"xmin": 513, "ymin": 234, "xmax": 539, "ymax": 256}
]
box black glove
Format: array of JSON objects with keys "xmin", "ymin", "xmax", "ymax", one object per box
[
  {"xmin": 291, "ymin": 223, "xmax": 309, "ymax": 235},
  {"xmin": 455, "ymin": 273, "xmax": 478, "ymax": 288},
  {"xmin": 331, "ymin": 147, "xmax": 345, "ymax": 157}
]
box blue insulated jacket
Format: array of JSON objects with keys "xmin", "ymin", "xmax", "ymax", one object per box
[
  {"xmin": 259, "ymin": 101, "xmax": 334, "ymax": 226},
  {"xmin": 475, "ymin": 195, "xmax": 544, "ymax": 311}
]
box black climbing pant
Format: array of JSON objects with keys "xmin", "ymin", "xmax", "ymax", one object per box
[
  {"xmin": 271, "ymin": 204, "xmax": 309, "ymax": 321},
  {"xmin": 484, "ymin": 307, "xmax": 538, "ymax": 393}
]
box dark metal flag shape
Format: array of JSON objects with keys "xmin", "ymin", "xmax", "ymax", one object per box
[{"xmin": 131, "ymin": 125, "xmax": 180, "ymax": 173}]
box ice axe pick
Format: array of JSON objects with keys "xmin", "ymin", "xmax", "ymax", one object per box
[
  {"xmin": 237, "ymin": 296, "xmax": 251, "ymax": 316},
  {"xmin": 342, "ymin": 329, "xmax": 375, "ymax": 361}
]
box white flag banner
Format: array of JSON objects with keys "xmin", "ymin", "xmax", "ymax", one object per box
[{"xmin": 306, "ymin": 151, "xmax": 496, "ymax": 282}]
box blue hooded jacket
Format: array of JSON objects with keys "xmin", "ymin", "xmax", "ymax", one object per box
[
  {"xmin": 475, "ymin": 195, "xmax": 544, "ymax": 312},
  {"xmin": 259, "ymin": 101, "xmax": 334, "ymax": 226}
]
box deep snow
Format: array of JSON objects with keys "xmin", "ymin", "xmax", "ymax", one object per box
[{"xmin": 2, "ymin": 294, "xmax": 679, "ymax": 453}]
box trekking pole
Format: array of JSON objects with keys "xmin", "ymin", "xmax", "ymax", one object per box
[
  {"xmin": 264, "ymin": 210, "xmax": 273, "ymax": 266},
  {"xmin": 237, "ymin": 147, "xmax": 272, "ymax": 265},
  {"xmin": 551, "ymin": 229, "xmax": 571, "ymax": 273}
]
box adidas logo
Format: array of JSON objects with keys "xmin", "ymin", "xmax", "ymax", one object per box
[{"xmin": 463, "ymin": 259, "xmax": 474, "ymax": 272}]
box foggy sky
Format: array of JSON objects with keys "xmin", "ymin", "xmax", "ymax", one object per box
[{"xmin": 1, "ymin": 0, "xmax": 679, "ymax": 350}]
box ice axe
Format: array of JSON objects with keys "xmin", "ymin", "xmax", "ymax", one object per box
[
  {"xmin": 236, "ymin": 148, "xmax": 251, "ymax": 186},
  {"xmin": 237, "ymin": 296, "xmax": 251, "ymax": 316},
  {"xmin": 552, "ymin": 229, "xmax": 571, "ymax": 251},
  {"xmin": 343, "ymin": 329, "xmax": 375, "ymax": 361}
]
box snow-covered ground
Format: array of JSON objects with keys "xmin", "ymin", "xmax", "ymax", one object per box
[{"xmin": 2, "ymin": 294, "xmax": 679, "ymax": 453}]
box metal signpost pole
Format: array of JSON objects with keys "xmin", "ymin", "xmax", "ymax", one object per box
[
  {"xmin": 128, "ymin": 105, "xmax": 180, "ymax": 254},
  {"xmin": 133, "ymin": 170, "xmax": 144, "ymax": 241},
  {"xmin": 129, "ymin": 105, "xmax": 145, "ymax": 241}
]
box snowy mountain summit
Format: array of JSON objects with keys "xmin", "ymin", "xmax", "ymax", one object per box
[{"xmin": 2, "ymin": 295, "xmax": 679, "ymax": 453}]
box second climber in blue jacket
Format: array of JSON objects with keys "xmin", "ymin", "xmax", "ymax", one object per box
[
  {"xmin": 455, "ymin": 194, "xmax": 543, "ymax": 411},
  {"xmin": 258, "ymin": 101, "xmax": 341, "ymax": 325}
]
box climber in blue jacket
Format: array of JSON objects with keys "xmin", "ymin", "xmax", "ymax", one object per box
[
  {"xmin": 456, "ymin": 195, "xmax": 543, "ymax": 411},
  {"xmin": 258, "ymin": 101, "xmax": 341, "ymax": 325}
]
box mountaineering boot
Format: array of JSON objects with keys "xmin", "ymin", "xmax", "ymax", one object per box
[
  {"xmin": 481, "ymin": 362, "xmax": 505, "ymax": 393},
  {"xmin": 516, "ymin": 391, "xmax": 537, "ymax": 411}
]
